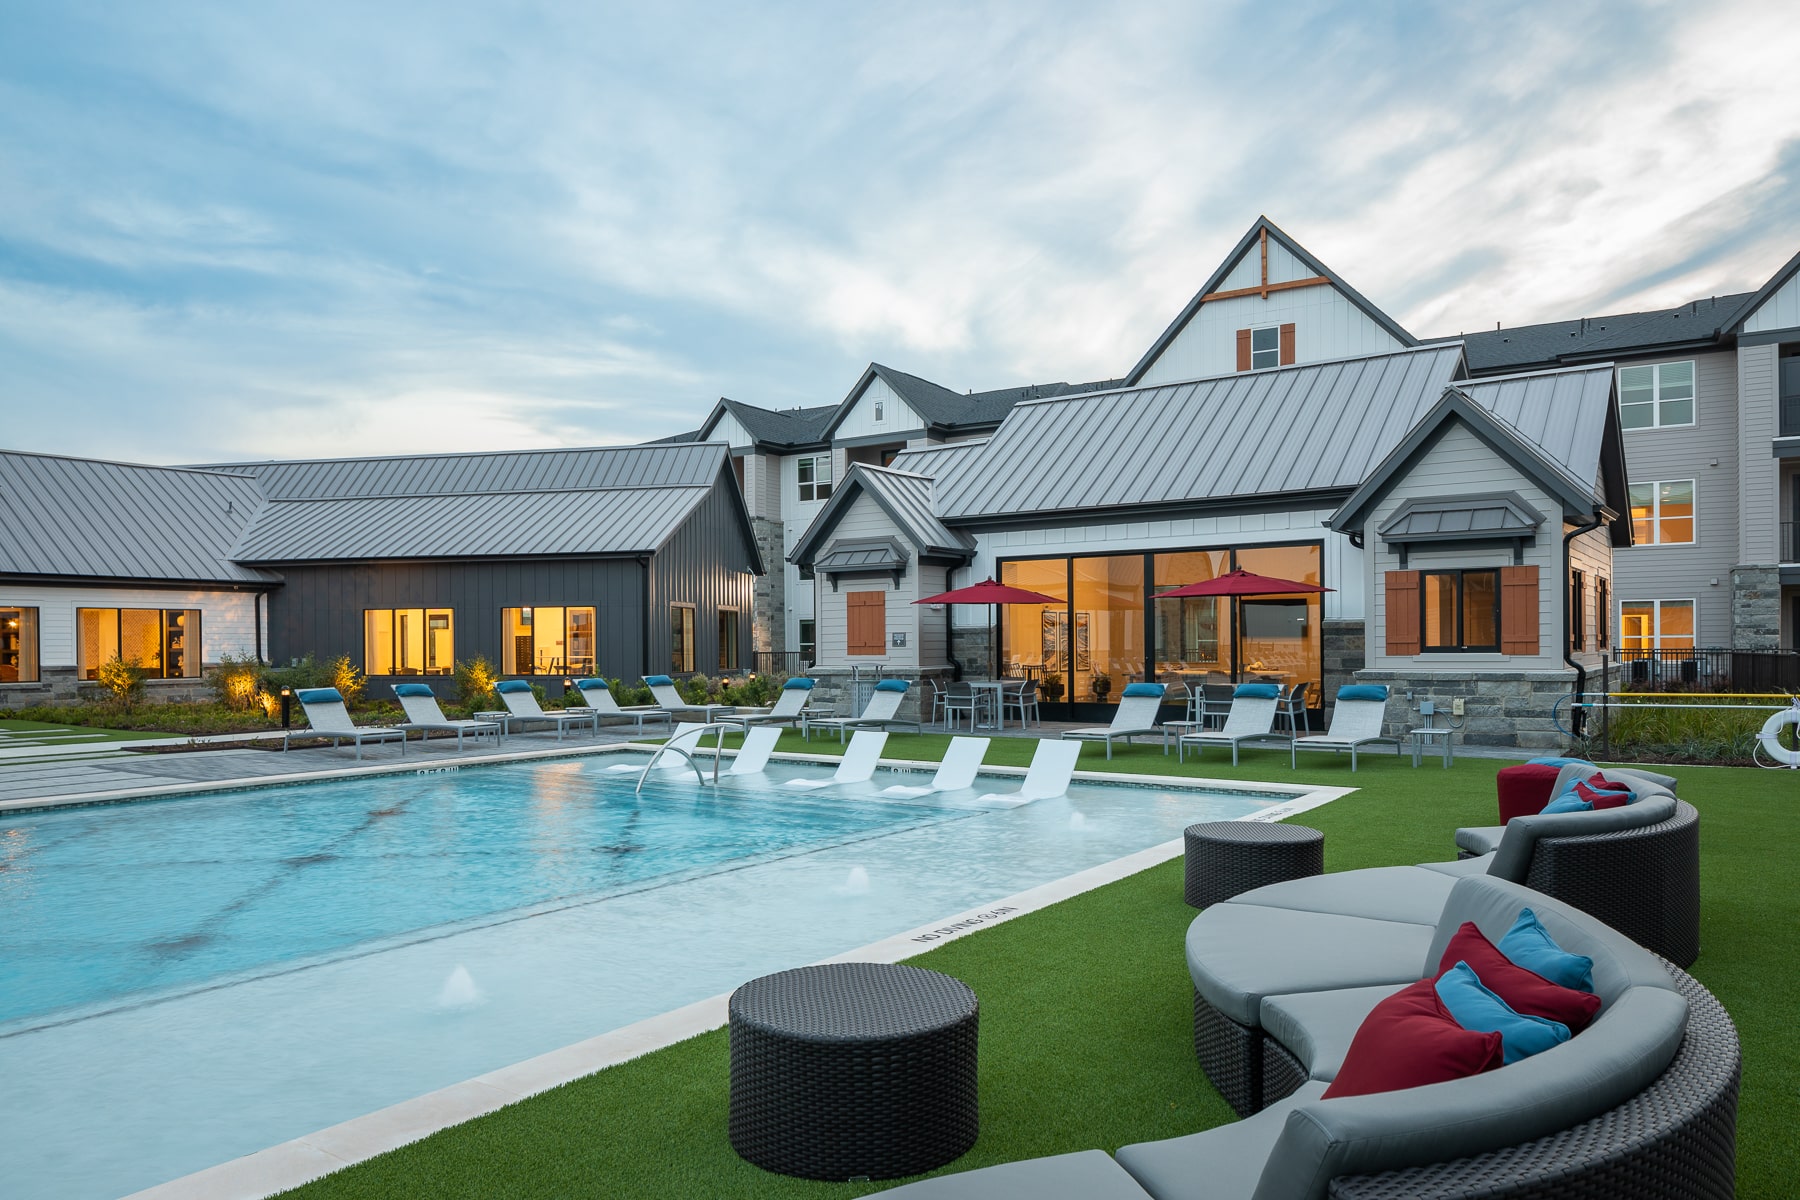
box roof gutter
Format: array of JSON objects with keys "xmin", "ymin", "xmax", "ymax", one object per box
[{"xmin": 1561, "ymin": 513, "xmax": 1604, "ymax": 739}]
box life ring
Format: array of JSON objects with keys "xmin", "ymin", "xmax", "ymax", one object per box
[{"xmin": 1755, "ymin": 704, "xmax": 1800, "ymax": 768}]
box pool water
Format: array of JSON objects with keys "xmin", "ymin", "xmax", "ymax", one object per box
[{"xmin": 0, "ymin": 751, "xmax": 1300, "ymax": 1198}]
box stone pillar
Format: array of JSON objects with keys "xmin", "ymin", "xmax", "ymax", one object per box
[
  {"xmin": 751, "ymin": 516, "xmax": 785, "ymax": 659},
  {"xmin": 1731, "ymin": 565, "xmax": 1781, "ymax": 650},
  {"xmin": 1321, "ymin": 619, "xmax": 1365, "ymax": 703}
]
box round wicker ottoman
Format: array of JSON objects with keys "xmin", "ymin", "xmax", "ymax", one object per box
[
  {"xmin": 1184, "ymin": 821, "xmax": 1325, "ymax": 908},
  {"xmin": 728, "ymin": 962, "xmax": 979, "ymax": 1181}
]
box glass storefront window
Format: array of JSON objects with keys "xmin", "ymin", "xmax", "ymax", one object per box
[
  {"xmin": 502, "ymin": 607, "xmax": 597, "ymax": 675},
  {"xmin": 999, "ymin": 558, "xmax": 1070, "ymax": 687},
  {"xmin": 1072, "ymin": 554, "xmax": 1144, "ymax": 702},
  {"xmin": 1154, "ymin": 550, "xmax": 1231, "ymax": 681},
  {"xmin": 1235, "ymin": 545, "xmax": 1322, "ymax": 698},
  {"xmin": 76, "ymin": 608, "xmax": 201, "ymax": 679},
  {"xmin": 1, "ymin": 607, "xmax": 40, "ymax": 683}
]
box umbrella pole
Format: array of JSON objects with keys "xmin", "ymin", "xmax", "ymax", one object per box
[{"xmin": 990, "ymin": 602, "xmax": 998, "ymax": 679}]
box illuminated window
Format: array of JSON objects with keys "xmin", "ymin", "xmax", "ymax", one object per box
[
  {"xmin": 797, "ymin": 455, "xmax": 833, "ymax": 502},
  {"xmin": 1628, "ymin": 480, "xmax": 1695, "ymax": 545},
  {"xmin": 1618, "ymin": 362, "xmax": 1695, "ymax": 429},
  {"xmin": 1620, "ymin": 600, "xmax": 1694, "ymax": 652},
  {"xmin": 1, "ymin": 607, "xmax": 40, "ymax": 683},
  {"xmin": 671, "ymin": 605, "xmax": 696, "ymax": 673},
  {"xmin": 76, "ymin": 609, "xmax": 201, "ymax": 679},
  {"xmin": 363, "ymin": 609, "xmax": 454, "ymax": 675},
  {"xmin": 501, "ymin": 607, "xmax": 596, "ymax": 675},
  {"xmin": 718, "ymin": 608, "xmax": 741, "ymax": 671},
  {"xmin": 1421, "ymin": 570, "xmax": 1499, "ymax": 652}
]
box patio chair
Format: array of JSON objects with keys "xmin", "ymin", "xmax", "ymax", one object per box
[
  {"xmin": 941, "ymin": 681, "xmax": 981, "ymax": 731},
  {"xmin": 785, "ymin": 730, "xmax": 888, "ymax": 790},
  {"xmin": 1177, "ymin": 683, "xmax": 1290, "ymax": 764},
  {"xmin": 1290, "ymin": 683, "xmax": 1403, "ymax": 770},
  {"xmin": 284, "ymin": 687, "xmax": 406, "ymax": 760},
  {"xmin": 492, "ymin": 680, "xmax": 600, "ymax": 741},
  {"xmin": 1276, "ymin": 680, "xmax": 1312, "ymax": 735},
  {"xmin": 728, "ymin": 726, "xmax": 783, "ymax": 775},
  {"xmin": 718, "ymin": 677, "xmax": 815, "ymax": 733},
  {"xmin": 1060, "ymin": 682, "xmax": 1167, "ymax": 759},
  {"xmin": 975, "ymin": 738, "xmax": 1082, "ymax": 804},
  {"xmin": 603, "ymin": 723, "xmax": 709, "ymax": 773},
  {"xmin": 567, "ymin": 678, "xmax": 673, "ymax": 735},
  {"xmin": 802, "ymin": 679, "xmax": 921, "ymax": 742},
  {"xmin": 880, "ymin": 736, "xmax": 990, "ymax": 797},
  {"xmin": 1001, "ymin": 679, "xmax": 1041, "ymax": 728},
  {"xmin": 643, "ymin": 674, "xmax": 737, "ymax": 721},
  {"xmin": 390, "ymin": 683, "xmax": 502, "ymax": 750}
]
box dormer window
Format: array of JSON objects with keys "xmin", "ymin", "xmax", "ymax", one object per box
[{"xmin": 873, "ymin": 398, "xmax": 885, "ymax": 422}]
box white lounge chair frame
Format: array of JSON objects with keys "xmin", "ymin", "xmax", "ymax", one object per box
[
  {"xmin": 643, "ymin": 674, "xmax": 737, "ymax": 721},
  {"xmin": 785, "ymin": 730, "xmax": 888, "ymax": 790},
  {"xmin": 729, "ymin": 727, "xmax": 783, "ymax": 775},
  {"xmin": 720, "ymin": 677, "xmax": 815, "ymax": 733},
  {"xmin": 977, "ymin": 738, "xmax": 1081, "ymax": 804},
  {"xmin": 284, "ymin": 687, "xmax": 406, "ymax": 760},
  {"xmin": 492, "ymin": 681, "xmax": 600, "ymax": 741},
  {"xmin": 881, "ymin": 736, "xmax": 990, "ymax": 797},
  {"xmin": 391, "ymin": 683, "xmax": 502, "ymax": 750},
  {"xmin": 802, "ymin": 680, "xmax": 921, "ymax": 742},
  {"xmin": 604, "ymin": 723, "xmax": 709, "ymax": 773},
  {"xmin": 1291, "ymin": 687, "xmax": 1403, "ymax": 771},
  {"xmin": 1177, "ymin": 686, "xmax": 1290, "ymax": 764},
  {"xmin": 1060, "ymin": 683, "xmax": 1167, "ymax": 759},
  {"xmin": 568, "ymin": 678, "xmax": 672, "ymax": 734}
]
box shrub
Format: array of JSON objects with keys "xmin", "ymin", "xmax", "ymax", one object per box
[
  {"xmin": 327, "ymin": 655, "xmax": 365, "ymax": 705},
  {"xmin": 610, "ymin": 677, "xmax": 654, "ymax": 707},
  {"xmin": 263, "ymin": 655, "xmax": 330, "ymax": 694},
  {"xmin": 1579, "ymin": 694, "xmax": 1795, "ymax": 765},
  {"xmin": 455, "ymin": 656, "xmax": 500, "ymax": 709},
  {"xmin": 95, "ymin": 656, "xmax": 148, "ymax": 708},
  {"xmin": 721, "ymin": 673, "xmax": 782, "ymax": 706},
  {"xmin": 677, "ymin": 673, "xmax": 715, "ymax": 704},
  {"xmin": 211, "ymin": 652, "xmax": 266, "ymax": 711}
]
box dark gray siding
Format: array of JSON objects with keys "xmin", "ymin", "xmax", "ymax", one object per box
[
  {"xmin": 649, "ymin": 470, "xmax": 760, "ymax": 676},
  {"xmin": 266, "ymin": 558, "xmax": 645, "ymax": 685}
]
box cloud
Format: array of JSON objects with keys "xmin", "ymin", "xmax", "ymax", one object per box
[{"xmin": 0, "ymin": 0, "xmax": 1795, "ymax": 463}]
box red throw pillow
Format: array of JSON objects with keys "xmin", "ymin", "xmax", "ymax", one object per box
[
  {"xmin": 1573, "ymin": 775, "xmax": 1633, "ymax": 809},
  {"xmin": 1322, "ymin": 979, "xmax": 1503, "ymax": 1098},
  {"xmin": 1435, "ymin": 922, "xmax": 1603, "ymax": 1032}
]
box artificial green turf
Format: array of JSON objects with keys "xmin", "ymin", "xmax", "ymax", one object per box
[
  {"xmin": 281, "ymin": 737, "xmax": 1797, "ymax": 1199},
  {"xmin": 0, "ymin": 718, "xmax": 164, "ymax": 745}
]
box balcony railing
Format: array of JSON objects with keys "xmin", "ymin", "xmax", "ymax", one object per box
[
  {"xmin": 753, "ymin": 651, "xmax": 814, "ymax": 678},
  {"xmin": 1610, "ymin": 648, "xmax": 1800, "ymax": 692}
]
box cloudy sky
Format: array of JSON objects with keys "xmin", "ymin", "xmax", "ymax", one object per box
[{"xmin": 3, "ymin": 1, "xmax": 1797, "ymax": 464}]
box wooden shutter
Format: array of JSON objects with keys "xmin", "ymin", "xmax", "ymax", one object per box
[
  {"xmin": 846, "ymin": 591, "xmax": 886, "ymax": 656},
  {"xmin": 1501, "ymin": 565, "xmax": 1540, "ymax": 656},
  {"xmin": 1385, "ymin": 571, "xmax": 1421, "ymax": 656},
  {"xmin": 1235, "ymin": 328, "xmax": 1252, "ymax": 371},
  {"xmin": 1279, "ymin": 322, "xmax": 1296, "ymax": 364}
]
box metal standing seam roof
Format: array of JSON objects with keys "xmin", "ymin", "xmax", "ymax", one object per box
[
  {"xmin": 885, "ymin": 439, "xmax": 989, "ymax": 493},
  {"xmin": 0, "ymin": 450, "xmax": 276, "ymax": 584},
  {"xmin": 812, "ymin": 538, "xmax": 909, "ymax": 572},
  {"xmin": 930, "ymin": 343, "xmax": 1469, "ymax": 521},
  {"xmin": 787, "ymin": 462, "xmax": 975, "ymax": 568},
  {"xmin": 230, "ymin": 487, "xmax": 716, "ymax": 563},
  {"xmin": 1378, "ymin": 493, "xmax": 1546, "ymax": 540},
  {"xmin": 195, "ymin": 442, "xmax": 730, "ymax": 500},
  {"xmin": 1448, "ymin": 364, "xmax": 1618, "ymax": 501}
]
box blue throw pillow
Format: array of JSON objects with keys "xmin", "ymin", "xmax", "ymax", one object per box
[
  {"xmin": 1233, "ymin": 683, "xmax": 1281, "ymax": 699},
  {"xmin": 644, "ymin": 675, "xmax": 674, "ymax": 687},
  {"xmin": 1498, "ymin": 908, "xmax": 1595, "ymax": 992},
  {"xmin": 1540, "ymin": 792, "xmax": 1593, "ymax": 814},
  {"xmin": 1435, "ymin": 962, "xmax": 1572, "ymax": 1064},
  {"xmin": 1336, "ymin": 684, "xmax": 1389, "ymax": 702},
  {"xmin": 1121, "ymin": 682, "xmax": 1165, "ymax": 697},
  {"xmin": 295, "ymin": 687, "xmax": 343, "ymax": 704},
  {"xmin": 874, "ymin": 678, "xmax": 909, "ymax": 692}
]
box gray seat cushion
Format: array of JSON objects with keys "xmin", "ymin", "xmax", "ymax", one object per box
[
  {"xmin": 1454, "ymin": 825, "xmax": 1505, "ymax": 856},
  {"xmin": 1227, "ymin": 866, "xmax": 1455, "ymax": 926},
  {"xmin": 1553, "ymin": 762, "xmax": 1678, "ymax": 796},
  {"xmin": 1187, "ymin": 904, "xmax": 1434, "ymax": 1027},
  {"xmin": 1260, "ymin": 985, "xmax": 1405, "ymax": 1082},
  {"xmin": 1116, "ymin": 1082, "xmax": 1329, "ymax": 1200},
  {"xmin": 1487, "ymin": 790, "xmax": 1678, "ymax": 884},
  {"xmin": 1418, "ymin": 852, "xmax": 1494, "ymax": 878},
  {"xmin": 872, "ymin": 1150, "xmax": 1150, "ymax": 1199}
]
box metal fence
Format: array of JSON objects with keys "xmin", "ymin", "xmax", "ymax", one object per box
[
  {"xmin": 1612, "ymin": 648, "xmax": 1800, "ymax": 692},
  {"xmin": 752, "ymin": 651, "xmax": 814, "ymax": 678}
]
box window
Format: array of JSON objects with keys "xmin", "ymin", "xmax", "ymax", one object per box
[
  {"xmin": 1421, "ymin": 570, "xmax": 1500, "ymax": 652},
  {"xmin": 1620, "ymin": 600, "xmax": 1695, "ymax": 652},
  {"xmin": 1250, "ymin": 326, "xmax": 1281, "ymax": 370},
  {"xmin": 671, "ymin": 605, "xmax": 695, "ymax": 673},
  {"xmin": 363, "ymin": 609, "xmax": 454, "ymax": 675},
  {"xmin": 1628, "ymin": 480, "xmax": 1695, "ymax": 545},
  {"xmin": 501, "ymin": 607, "xmax": 596, "ymax": 675},
  {"xmin": 77, "ymin": 608, "xmax": 201, "ymax": 679},
  {"xmin": 1595, "ymin": 577, "xmax": 1610, "ymax": 649},
  {"xmin": 1618, "ymin": 362, "xmax": 1695, "ymax": 429},
  {"xmin": 718, "ymin": 608, "xmax": 741, "ymax": 671},
  {"xmin": 1, "ymin": 607, "xmax": 40, "ymax": 683},
  {"xmin": 797, "ymin": 455, "xmax": 833, "ymax": 502},
  {"xmin": 797, "ymin": 619, "xmax": 816, "ymax": 666},
  {"xmin": 1569, "ymin": 570, "xmax": 1586, "ymax": 652},
  {"xmin": 846, "ymin": 591, "xmax": 886, "ymax": 655},
  {"xmin": 873, "ymin": 398, "xmax": 885, "ymax": 422}
]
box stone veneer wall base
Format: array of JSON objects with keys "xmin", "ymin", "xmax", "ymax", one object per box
[
  {"xmin": 1353, "ymin": 668, "xmax": 1576, "ymax": 753},
  {"xmin": 1730, "ymin": 565, "xmax": 1781, "ymax": 650}
]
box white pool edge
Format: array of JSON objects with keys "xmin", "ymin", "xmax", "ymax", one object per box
[{"xmin": 111, "ymin": 770, "xmax": 1353, "ymax": 1200}]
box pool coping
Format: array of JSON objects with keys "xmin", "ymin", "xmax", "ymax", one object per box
[{"xmin": 93, "ymin": 755, "xmax": 1352, "ymax": 1200}]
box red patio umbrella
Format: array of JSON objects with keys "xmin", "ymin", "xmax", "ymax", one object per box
[
  {"xmin": 1153, "ymin": 568, "xmax": 1333, "ymax": 598},
  {"xmin": 915, "ymin": 577, "xmax": 1064, "ymax": 679}
]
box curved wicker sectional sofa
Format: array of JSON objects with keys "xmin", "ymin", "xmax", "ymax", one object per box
[{"xmin": 877, "ymin": 769, "xmax": 1736, "ymax": 1200}]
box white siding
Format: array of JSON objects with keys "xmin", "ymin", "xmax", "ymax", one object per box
[
  {"xmin": 811, "ymin": 493, "xmax": 923, "ymax": 670},
  {"xmin": 740, "ymin": 451, "xmax": 780, "ymax": 520},
  {"xmin": 1737, "ymin": 342, "xmax": 1781, "ymax": 563},
  {"xmin": 1742, "ymin": 272, "xmax": 1800, "ymax": 334},
  {"xmin": 0, "ymin": 585, "xmax": 261, "ymax": 670},
  {"xmin": 1365, "ymin": 422, "xmax": 1568, "ymax": 671},
  {"xmin": 707, "ymin": 410, "xmax": 755, "ymax": 450},
  {"xmin": 833, "ymin": 376, "xmax": 925, "ymax": 442},
  {"xmin": 1136, "ymin": 286, "xmax": 1407, "ymax": 386}
]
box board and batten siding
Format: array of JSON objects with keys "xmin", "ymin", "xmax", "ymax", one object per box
[
  {"xmin": 1612, "ymin": 350, "xmax": 1739, "ymax": 647},
  {"xmin": 648, "ymin": 475, "xmax": 758, "ymax": 676},
  {"xmin": 267, "ymin": 560, "xmax": 645, "ymax": 682},
  {"xmin": 812, "ymin": 492, "xmax": 928, "ymax": 671},
  {"xmin": 1737, "ymin": 341, "xmax": 1782, "ymax": 564},
  {"xmin": 1135, "ymin": 285, "xmax": 1407, "ymax": 387},
  {"xmin": 833, "ymin": 376, "xmax": 926, "ymax": 443},
  {"xmin": 1742, "ymin": 272, "xmax": 1800, "ymax": 335},
  {"xmin": 0, "ymin": 584, "xmax": 261, "ymax": 670},
  {"xmin": 708, "ymin": 410, "xmax": 755, "ymax": 450},
  {"xmin": 1366, "ymin": 421, "xmax": 1567, "ymax": 671}
]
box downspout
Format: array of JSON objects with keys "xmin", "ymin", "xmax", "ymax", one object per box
[
  {"xmin": 254, "ymin": 590, "xmax": 264, "ymax": 663},
  {"xmin": 639, "ymin": 556, "xmax": 652, "ymax": 678},
  {"xmin": 1561, "ymin": 513, "xmax": 1603, "ymax": 739}
]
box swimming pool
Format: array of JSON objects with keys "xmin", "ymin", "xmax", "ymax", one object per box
[{"xmin": 0, "ymin": 749, "xmax": 1321, "ymax": 1198}]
